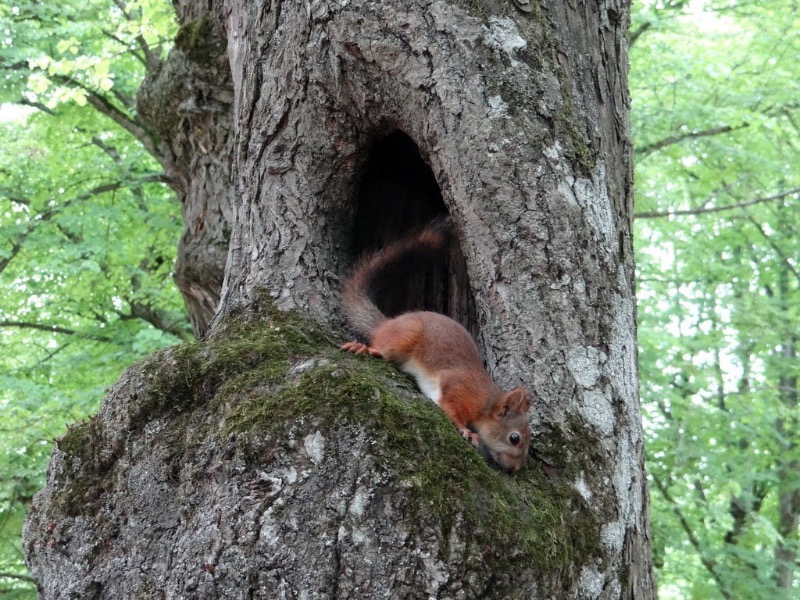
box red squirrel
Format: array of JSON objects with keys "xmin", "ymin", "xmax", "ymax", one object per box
[{"xmin": 340, "ymin": 219, "xmax": 532, "ymax": 472}]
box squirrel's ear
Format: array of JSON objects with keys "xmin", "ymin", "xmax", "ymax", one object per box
[{"xmin": 503, "ymin": 388, "xmax": 531, "ymax": 414}]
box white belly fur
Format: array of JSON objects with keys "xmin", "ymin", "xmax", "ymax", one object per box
[{"xmin": 401, "ymin": 358, "xmax": 441, "ymax": 405}]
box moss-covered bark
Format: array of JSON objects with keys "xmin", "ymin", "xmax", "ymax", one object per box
[{"xmin": 27, "ymin": 299, "xmax": 605, "ymax": 598}]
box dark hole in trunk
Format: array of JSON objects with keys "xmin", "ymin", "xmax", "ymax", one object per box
[{"xmin": 352, "ymin": 131, "xmax": 478, "ymax": 339}]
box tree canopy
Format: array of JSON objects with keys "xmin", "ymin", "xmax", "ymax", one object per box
[
  {"xmin": 0, "ymin": 2, "xmax": 184, "ymax": 595},
  {"xmin": 632, "ymin": 0, "xmax": 800, "ymax": 597}
]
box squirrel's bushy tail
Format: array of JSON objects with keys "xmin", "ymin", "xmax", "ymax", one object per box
[{"xmin": 342, "ymin": 217, "xmax": 453, "ymax": 338}]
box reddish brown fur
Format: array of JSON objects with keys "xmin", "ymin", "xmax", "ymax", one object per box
[{"xmin": 340, "ymin": 223, "xmax": 532, "ymax": 472}]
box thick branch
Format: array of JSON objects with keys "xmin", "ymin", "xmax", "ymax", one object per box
[
  {"xmin": 110, "ymin": 88, "xmax": 136, "ymax": 111},
  {"xmin": 44, "ymin": 72, "xmax": 158, "ymax": 157},
  {"xmin": 8, "ymin": 44, "xmax": 158, "ymax": 152},
  {"xmin": 80, "ymin": 86, "xmax": 158, "ymax": 157},
  {"xmin": 120, "ymin": 303, "xmax": 192, "ymax": 341}
]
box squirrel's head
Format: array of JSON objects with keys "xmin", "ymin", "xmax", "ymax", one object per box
[{"xmin": 475, "ymin": 387, "xmax": 532, "ymax": 473}]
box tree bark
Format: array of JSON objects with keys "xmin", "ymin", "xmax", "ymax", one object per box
[
  {"xmin": 24, "ymin": 0, "xmax": 654, "ymax": 597},
  {"xmin": 219, "ymin": 0, "xmax": 652, "ymax": 591},
  {"xmin": 136, "ymin": 6, "xmax": 236, "ymax": 338}
]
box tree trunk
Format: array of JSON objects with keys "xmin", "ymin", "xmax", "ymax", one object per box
[
  {"xmin": 24, "ymin": 0, "xmax": 655, "ymax": 598},
  {"xmin": 774, "ymin": 220, "xmax": 799, "ymax": 590}
]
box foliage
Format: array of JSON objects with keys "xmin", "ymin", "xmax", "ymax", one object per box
[
  {"xmin": 631, "ymin": 0, "xmax": 800, "ymax": 598},
  {"xmin": 0, "ymin": 0, "xmax": 181, "ymax": 595}
]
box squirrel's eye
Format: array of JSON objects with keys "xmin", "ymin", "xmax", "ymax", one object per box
[{"xmin": 509, "ymin": 432, "xmax": 521, "ymax": 446}]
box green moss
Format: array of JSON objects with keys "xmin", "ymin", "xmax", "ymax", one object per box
[
  {"xmin": 448, "ymin": 0, "xmax": 488, "ymax": 20},
  {"xmin": 226, "ymin": 344, "xmax": 601, "ymax": 579},
  {"xmin": 452, "ymin": 0, "xmax": 549, "ymax": 21},
  {"xmin": 52, "ymin": 298, "xmax": 603, "ymax": 586},
  {"xmin": 175, "ymin": 15, "xmax": 213, "ymax": 50},
  {"xmin": 55, "ymin": 417, "xmax": 115, "ymax": 516},
  {"xmin": 380, "ymin": 400, "xmax": 601, "ymax": 578},
  {"xmin": 129, "ymin": 302, "xmax": 335, "ymax": 427}
]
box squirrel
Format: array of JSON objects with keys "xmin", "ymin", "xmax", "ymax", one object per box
[{"xmin": 340, "ymin": 218, "xmax": 532, "ymax": 473}]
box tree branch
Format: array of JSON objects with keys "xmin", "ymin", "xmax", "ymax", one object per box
[
  {"xmin": 651, "ymin": 473, "xmax": 734, "ymax": 600},
  {"xmin": 110, "ymin": 88, "xmax": 136, "ymax": 111},
  {"xmin": 16, "ymin": 97, "xmax": 57, "ymax": 116},
  {"xmin": 101, "ymin": 29, "xmax": 147, "ymax": 67},
  {"xmin": 119, "ymin": 303, "xmax": 193, "ymax": 341},
  {"xmin": 0, "ymin": 571, "xmax": 35, "ymax": 584},
  {"xmin": 108, "ymin": 0, "xmax": 161, "ymax": 70},
  {"xmin": 122, "ymin": 257, "xmax": 192, "ymax": 340},
  {"xmin": 90, "ymin": 136, "xmax": 122, "ymax": 163},
  {"xmin": 724, "ymin": 485, "xmax": 767, "ymax": 545},
  {"xmin": 80, "ymin": 86, "xmax": 158, "ymax": 157},
  {"xmin": 45, "ymin": 72, "xmax": 158, "ymax": 157},
  {"xmin": 629, "ymin": 0, "xmax": 692, "ymax": 47},
  {"xmin": 636, "ymin": 123, "xmax": 749, "ymax": 158},
  {"xmin": 744, "ymin": 214, "xmax": 800, "ymax": 284},
  {"xmin": 0, "ymin": 321, "xmax": 115, "ymax": 342},
  {"xmin": 629, "ymin": 21, "xmax": 651, "ymax": 47},
  {"xmin": 0, "ymin": 174, "xmax": 167, "ymax": 274},
  {"xmin": 634, "ymin": 187, "xmax": 800, "ymax": 220},
  {"xmin": 0, "ymin": 320, "xmax": 78, "ymax": 335},
  {"xmin": 7, "ymin": 46, "xmax": 156, "ymax": 151},
  {"xmin": 31, "ymin": 341, "xmax": 73, "ymax": 369}
]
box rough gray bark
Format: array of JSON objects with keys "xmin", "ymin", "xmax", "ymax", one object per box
[
  {"xmin": 219, "ymin": 0, "xmax": 652, "ymax": 593},
  {"xmin": 24, "ymin": 0, "xmax": 654, "ymax": 597},
  {"xmin": 137, "ymin": 8, "xmax": 235, "ymax": 338}
]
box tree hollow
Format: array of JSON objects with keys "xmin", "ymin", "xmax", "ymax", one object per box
[{"xmin": 351, "ymin": 130, "xmax": 478, "ymax": 338}]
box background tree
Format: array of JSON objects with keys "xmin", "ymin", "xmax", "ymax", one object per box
[
  {"xmin": 2, "ymin": 0, "xmax": 234, "ymax": 340},
  {"xmin": 19, "ymin": 0, "xmax": 655, "ymax": 597},
  {"xmin": 0, "ymin": 1, "xmax": 187, "ymax": 595},
  {"xmin": 631, "ymin": 1, "xmax": 800, "ymax": 598}
]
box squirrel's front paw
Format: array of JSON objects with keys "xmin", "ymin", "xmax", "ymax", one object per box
[
  {"xmin": 459, "ymin": 428, "xmax": 480, "ymax": 448},
  {"xmin": 341, "ymin": 341, "xmax": 383, "ymax": 358}
]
